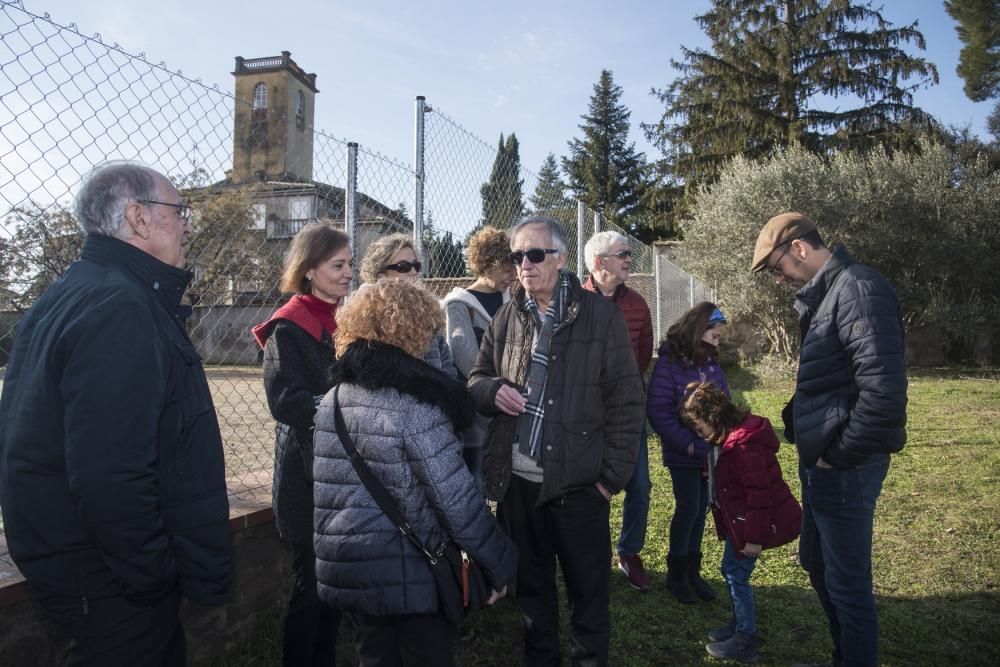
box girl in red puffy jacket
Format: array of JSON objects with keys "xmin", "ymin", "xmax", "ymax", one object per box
[{"xmin": 680, "ymin": 382, "xmax": 802, "ymax": 664}]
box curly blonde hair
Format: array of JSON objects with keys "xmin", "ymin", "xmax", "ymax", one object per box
[
  {"xmin": 466, "ymin": 225, "xmax": 511, "ymax": 276},
  {"xmin": 359, "ymin": 233, "xmax": 415, "ymax": 284},
  {"xmin": 335, "ymin": 280, "xmax": 444, "ymax": 359}
]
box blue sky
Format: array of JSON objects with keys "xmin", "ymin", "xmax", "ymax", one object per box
[{"xmin": 12, "ymin": 0, "xmax": 993, "ymax": 177}]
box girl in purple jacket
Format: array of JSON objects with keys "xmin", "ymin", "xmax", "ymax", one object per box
[{"xmin": 646, "ymin": 302, "xmax": 729, "ymax": 603}]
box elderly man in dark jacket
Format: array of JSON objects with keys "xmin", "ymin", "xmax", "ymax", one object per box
[
  {"xmin": 469, "ymin": 215, "xmax": 644, "ymax": 667},
  {"xmin": 751, "ymin": 212, "xmax": 907, "ymax": 667},
  {"xmin": 0, "ymin": 162, "xmax": 232, "ymax": 665}
]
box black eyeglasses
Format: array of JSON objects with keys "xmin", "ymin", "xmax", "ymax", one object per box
[
  {"xmin": 382, "ymin": 260, "xmax": 422, "ymax": 274},
  {"xmin": 137, "ymin": 199, "xmax": 191, "ymax": 223},
  {"xmin": 600, "ymin": 249, "xmax": 632, "ymax": 259},
  {"xmin": 767, "ymin": 241, "xmax": 794, "ymax": 276},
  {"xmin": 508, "ymin": 248, "xmax": 559, "ymax": 265}
]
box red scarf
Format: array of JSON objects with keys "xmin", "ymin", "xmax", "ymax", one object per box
[{"xmin": 251, "ymin": 293, "xmax": 338, "ymax": 349}]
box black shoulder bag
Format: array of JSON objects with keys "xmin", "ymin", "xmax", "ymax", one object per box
[{"xmin": 331, "ymin": 386, "xmax": 489, "ymax": 624}]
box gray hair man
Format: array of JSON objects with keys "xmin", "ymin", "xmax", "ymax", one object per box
[
  {"xmin": 751, "ymin": 212, "xmax": 907, "ymax": 667},
  {"xmin": 469, "ymin": 215, "xmax": 644, "ymax": 665},
  {"xmin": 582, "ymin": 230, "xmax": 654, "ymax": 592},
  {"xmin": 0, "ymin": 161, "xmax": 232, "ymax": 664}
]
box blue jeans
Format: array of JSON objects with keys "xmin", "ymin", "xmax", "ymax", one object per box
[
  {"xmin": 799, "ymin": 454, "xmax": 890, "ymax": 667},
  {"xmin": 618, "ymin": 422, "xmax": 652, "ymax": 555},
  {"xmin": 667, "ymin": 465, "xmax": 708, "ymax": 556},
  {"xmin": 721, "ymin": 539, "xmax": 758, "ymax": 635}
]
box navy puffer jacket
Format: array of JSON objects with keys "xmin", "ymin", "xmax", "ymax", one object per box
[
  {"xmin": 313, "ymin": 342, "xmax": 517, "ymax": 616},
  {"xmin": 791, "ymin": 247, "xmax": 907, "ymax": 469}
]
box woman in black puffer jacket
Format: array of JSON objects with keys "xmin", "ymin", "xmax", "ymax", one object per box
[
  {"xmin": 313, "ymin": 280, "xmax": 518, "ymax": 667},
  {"xmin": 252, "ymin": 223, "xmax": 352, "ymax": 667}
]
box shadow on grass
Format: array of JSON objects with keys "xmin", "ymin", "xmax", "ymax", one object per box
[{"xmin": 217, "ymin": 581, "xmax": 1000, "ymax": 666}]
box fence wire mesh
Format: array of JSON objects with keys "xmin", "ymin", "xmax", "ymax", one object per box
[{"xmin": 0, "ymin": 1, "xmax": 713, "ymax": 554}]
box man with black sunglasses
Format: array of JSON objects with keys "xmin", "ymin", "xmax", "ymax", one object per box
[
  {"xmin": 469, "ymin": 215, "xmax": 644, "ymax": 666},
  {"xmin": 582, "ymin": 231, "xmax": 654, "ymax": 592},
  {"xmin": 751, "ymin": 212, "xmax": 907, "ymax": 667}
]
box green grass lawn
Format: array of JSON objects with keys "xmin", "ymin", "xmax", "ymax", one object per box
[{"xmin": 220, "ymin": 368, "xmax": 1000, "ymax": 666}]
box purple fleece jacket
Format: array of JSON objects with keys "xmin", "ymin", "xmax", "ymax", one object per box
[{"xmin": 646, "ymin": 349, "xmax": 730, "ymax": 468}]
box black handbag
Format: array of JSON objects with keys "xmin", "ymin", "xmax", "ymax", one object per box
[{"xmin": 331, "ymin": 386, "xmax": 490, "ymax": 624}]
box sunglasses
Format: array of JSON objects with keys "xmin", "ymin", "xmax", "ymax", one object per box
[
  {"xmin": 600, "ymin": 249, "xmax": 632, "ymax": 259},
  {"xmin": 508, "ymin": 248, "xmax": 559, "ymax": 265},
  {"xmin": 382, "ymin": 260, "xmax": 422, "ymax": 274}
]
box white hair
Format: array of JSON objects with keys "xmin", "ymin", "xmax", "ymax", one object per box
[
  {"xmin": 509, "ymin": 215, "xmax": 568, "ymax": 256},
  {"xmin": 584, "ymin": 230, "xmax": 628, "ymax": 273},
  {"xmin": 74, "ymin": 161, "xmax": 162, "ymax": 238}
]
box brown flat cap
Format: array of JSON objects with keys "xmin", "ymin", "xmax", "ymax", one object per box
[{"xmin": 750, "ymin": 212, "xmax": 818, "ymax": 272}]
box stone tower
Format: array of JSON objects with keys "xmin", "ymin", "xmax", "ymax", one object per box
[{"xmin": 231, "ymin": 51, "xmax": 318, "ymax": 184}]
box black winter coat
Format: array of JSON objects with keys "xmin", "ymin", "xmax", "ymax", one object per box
[
  {"xmin": 790, "ymin": 246, "xmax": 907, "ymax": 469},
  {"xmin": 468, "ymin": 273, "xmax": 645, "ymax": 506},
  {"xmin": 259, "ymin": 319, "xmax": 336, "ymax": 545},
  {"xmin": 0, "ymin": 234, "xmax": 232, "ymax": 627}
]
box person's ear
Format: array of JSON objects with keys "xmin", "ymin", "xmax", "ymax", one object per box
[{"xmin": 123, "ymin": 201, "xmax": 150, "ymax": 240}]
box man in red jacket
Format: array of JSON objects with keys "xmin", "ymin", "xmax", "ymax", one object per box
[{"xmin": 583, "ymin": 231, "xmax": 654, "ymax": 591}]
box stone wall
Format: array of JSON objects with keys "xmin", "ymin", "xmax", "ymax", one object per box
[{"xmin": 0, "ymin": 509, "xmax": 289, "ymax": 666}]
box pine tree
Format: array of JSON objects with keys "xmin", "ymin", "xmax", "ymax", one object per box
[
  {"xmin": 645, "ymin": 0, "xmax": 940, "ymax": 185},
  {"xmin": 563, "ymin": 70, "xmax": 647, "ymax": 222},
  {"xmin": 530, "ymin": 153, "xmax": 570, "ymax": 214},
  {"xmin": 480, "ymin": 133, "xmax": 524, "ymax": 229},
  {"xmin": 946, "ymin": 0, "xmax": 1000, "ymax": 142},
  {"xmin": 946, "ymin": 0, "xmax": 1000, "ymax": 102}
]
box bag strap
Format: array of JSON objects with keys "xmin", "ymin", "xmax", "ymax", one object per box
[{"xmin": 331, "ymin": 386, "xmax": 441, "ymax": 564}]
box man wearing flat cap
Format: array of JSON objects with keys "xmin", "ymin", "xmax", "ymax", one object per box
[{"xmin": 751, "ymin": 213, "xmax": 907, "ymax": 667}]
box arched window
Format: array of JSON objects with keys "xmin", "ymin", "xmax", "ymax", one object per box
[{"xmin": 252, "ymin": 83, "xmax": 268, "ymax": 110}]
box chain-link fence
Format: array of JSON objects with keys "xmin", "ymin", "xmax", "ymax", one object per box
[{"xmin": 0, "ymin": 1, "xmax": 713, "ymax": 554}]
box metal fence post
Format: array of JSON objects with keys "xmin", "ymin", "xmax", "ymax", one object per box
[
  {"xmin": 576, "ymin": 200, "xmax": 585, "ymax": 275},
  {"xmin": 690, "ymin": 274, "xmax": 695, "ymax": 307},
  {"xmin": 346, "ymin": 142, "xmax": 358, "ymax": 291},
  {"xmin": 594, "ymin": 211, "xmax": 601, "ymax": 234},
  {"xmin": 413, "ymin": 96, "xmax": 427, "ymax": 275},
  {"xmin": 654, "ymin": 254, "xmax": 662, "ymax": 346}
]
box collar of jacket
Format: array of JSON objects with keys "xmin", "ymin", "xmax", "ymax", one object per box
[
  {"xmin": 80, "ymin": 232, "xmax": 193, "ymax": 317},
  {"xmin": 795, "ymin": 245, "xmax": 855, "ymax": 315},
  {"xmin": 511, "ymin": 270, "xmax": 582, "ymax": 329},
  {"xmin": 332, "ymin": 339, "xmax": 476, "ymax": 433}
]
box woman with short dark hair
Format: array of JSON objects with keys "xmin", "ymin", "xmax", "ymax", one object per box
[
  {"xmin": 647, "ymin": 301, "xmax": 730, "ymax": 603},
  {"xmin": 251, "ymin": 222, "xmax": 352, "ymax": 667}
]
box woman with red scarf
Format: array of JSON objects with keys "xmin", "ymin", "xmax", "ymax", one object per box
[{"xmin": 252, "ymin": 223, "xmax": 353, "ymax": 666}]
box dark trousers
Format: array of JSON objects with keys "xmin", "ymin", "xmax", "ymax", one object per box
[
  {"xmin": 498, "ymin": 474, "xmax": 611, "ymax": 667},
  {"xmin": 348, "ymin": 611, "xmax": 457, "ymax": 667},
  {"xmin": 799, "ymin": 455, "xmax": 890, "ymax": 667},
  {"xmin": 283, "ymin": 541, "xmax": 341, "ymax": 667},
  {"xmin": 66, "ymin": 591, "xmax": 185, "ymax": 666},
  {"xmin": 667, "ymin": 466, "xmax": 708, "ymax": 556}
]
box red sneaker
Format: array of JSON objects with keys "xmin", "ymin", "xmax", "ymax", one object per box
[{"xmin": 618, "ymin": 553, "xmax": 651, "ymax": 591}]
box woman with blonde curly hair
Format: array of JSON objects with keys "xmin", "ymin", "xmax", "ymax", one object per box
[
  {"xmin": 359, "ymin": 232, "xmax": 457, "ymax": 376},
  {"xmin": 312, "ymin": 280, "xmax": 517, "ymax": 666},
  {"xmin": 442, "ymin": 225, "xmax": 515, "ymax": 487}
]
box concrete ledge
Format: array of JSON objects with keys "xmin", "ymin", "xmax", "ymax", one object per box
[{"xmin": 0, "ymin": 503, "xmax": 290, "ymax": 665}]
